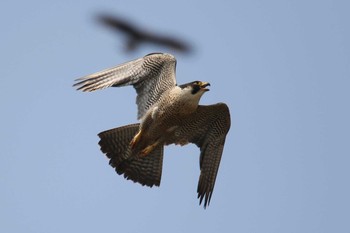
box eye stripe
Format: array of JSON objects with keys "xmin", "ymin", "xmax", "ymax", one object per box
[{"xmin": 192, "ymin": 84, "xmax": 201, "ymax": 94}]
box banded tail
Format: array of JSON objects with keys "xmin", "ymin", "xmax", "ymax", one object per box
[{"xmin": 98, "ymin": 124, "xmax": 164, "ymax": 187}]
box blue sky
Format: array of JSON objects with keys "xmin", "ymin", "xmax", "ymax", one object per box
[{"xmin": 1, "ymin": 1, "xmax": 350, "ymax": 232}]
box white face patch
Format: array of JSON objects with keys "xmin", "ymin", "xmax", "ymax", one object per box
[{"xmin": 181, "ymin": 86, "xmax": 205, "ymax": 101}]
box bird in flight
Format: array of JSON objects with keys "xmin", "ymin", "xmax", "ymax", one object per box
[
  {"xmin": 73, "ymin": 53, "xmax": 230, "ymax": 208},
  {"xmin": 97, "ymin": 14, "xmax": 192, "ymax": 53}
]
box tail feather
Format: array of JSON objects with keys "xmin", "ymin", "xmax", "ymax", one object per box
[{"xmin": 98, "ymin": 124, "xmax": 164, "ymax": 187}]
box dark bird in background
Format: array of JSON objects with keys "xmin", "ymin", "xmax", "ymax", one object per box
[{"xmin": 97, "ymin": 14, "xmax": 192, "ymax": 53}]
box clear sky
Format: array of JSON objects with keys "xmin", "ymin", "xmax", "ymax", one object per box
[{"xmin": 1, "ymin": 1, "xmax": 350, "ymax": 232}]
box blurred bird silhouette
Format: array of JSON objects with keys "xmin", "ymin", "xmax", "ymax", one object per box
[{"xmin": 97, "ymin": 14, "xmax": 192, "ymax": 54}]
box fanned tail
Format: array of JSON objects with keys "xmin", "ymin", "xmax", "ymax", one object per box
[{"xmin": 98, "ymin": 124, "xmax": 164, "ymax": 187}]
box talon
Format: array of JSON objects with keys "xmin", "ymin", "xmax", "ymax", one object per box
[
  {"xmin": 130, "ymin": 130, "xmax": 142, "ymax": 149},
  {"xmin": 140, "ymin": 142, "xmax": 159, "ymax": 157},
  {"xmin": 140, "ymin": 146, "xmax": 152, "ymax": 157}
]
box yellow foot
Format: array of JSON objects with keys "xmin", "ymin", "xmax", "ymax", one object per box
[
  {"xmin": 140, "ymin": 142, "xmax": 158, "ymax": 157},
  {"xmin": 130, "ymin": 130, "xmax": 142, "ymax": 149}
]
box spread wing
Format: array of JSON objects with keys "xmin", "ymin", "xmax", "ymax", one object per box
[
  {"xmin": 168, "ymin": 103, "xmax": 231, "ymax": 208},
  {"xmin": 73, "ymin": 53, "xmax": 177, "ymax": 119}
]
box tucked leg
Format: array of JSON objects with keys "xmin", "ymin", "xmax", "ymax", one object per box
[
  {"xmin": 130, "ymin": 130, "xmax": 142, "ymax": 149},
  {"xmin": 140, "ymin": 141, "xmax": 160, "ymax": 157}
]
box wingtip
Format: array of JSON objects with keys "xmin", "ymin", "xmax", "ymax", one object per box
[
  {"xmin": 72, "ymin": 80, "xmax": 96, "ymax": 92},
  {"xmin": 72, "ymin": 84, "xmax": 85, "ymax": 92},
  {"xmin": 198, "ymin": 193, "xmax": 208, "ymax": 209},
  {"xmin": 72, "ymin": 79, "xmax": 84, "ymax": 90},
  {"xmin": 198, "ymin": 188, "xmax": 213, "ymax": 209}
]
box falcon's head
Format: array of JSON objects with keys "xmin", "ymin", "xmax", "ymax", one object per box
[
  {"xmin": 177, "ymin": 81, "xmax": 210, "ymax": 107},
  {"xmin": 179, "ymin": 81, "xmax": 210, "ymax": 95}
]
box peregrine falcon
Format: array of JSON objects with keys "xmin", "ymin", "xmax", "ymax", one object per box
[{"xmin": 74, "ymin": 53, "xmax": 230, "ymax": 208}]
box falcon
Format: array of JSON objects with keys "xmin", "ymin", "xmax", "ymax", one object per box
[{"xmin": 73, "ymin": 53, "xmax": 231, "ymax": 208}]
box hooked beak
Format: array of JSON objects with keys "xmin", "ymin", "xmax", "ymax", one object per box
[{"xmin": 199, "ymin": 82, "xmax": 210, "ymax": 91}]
